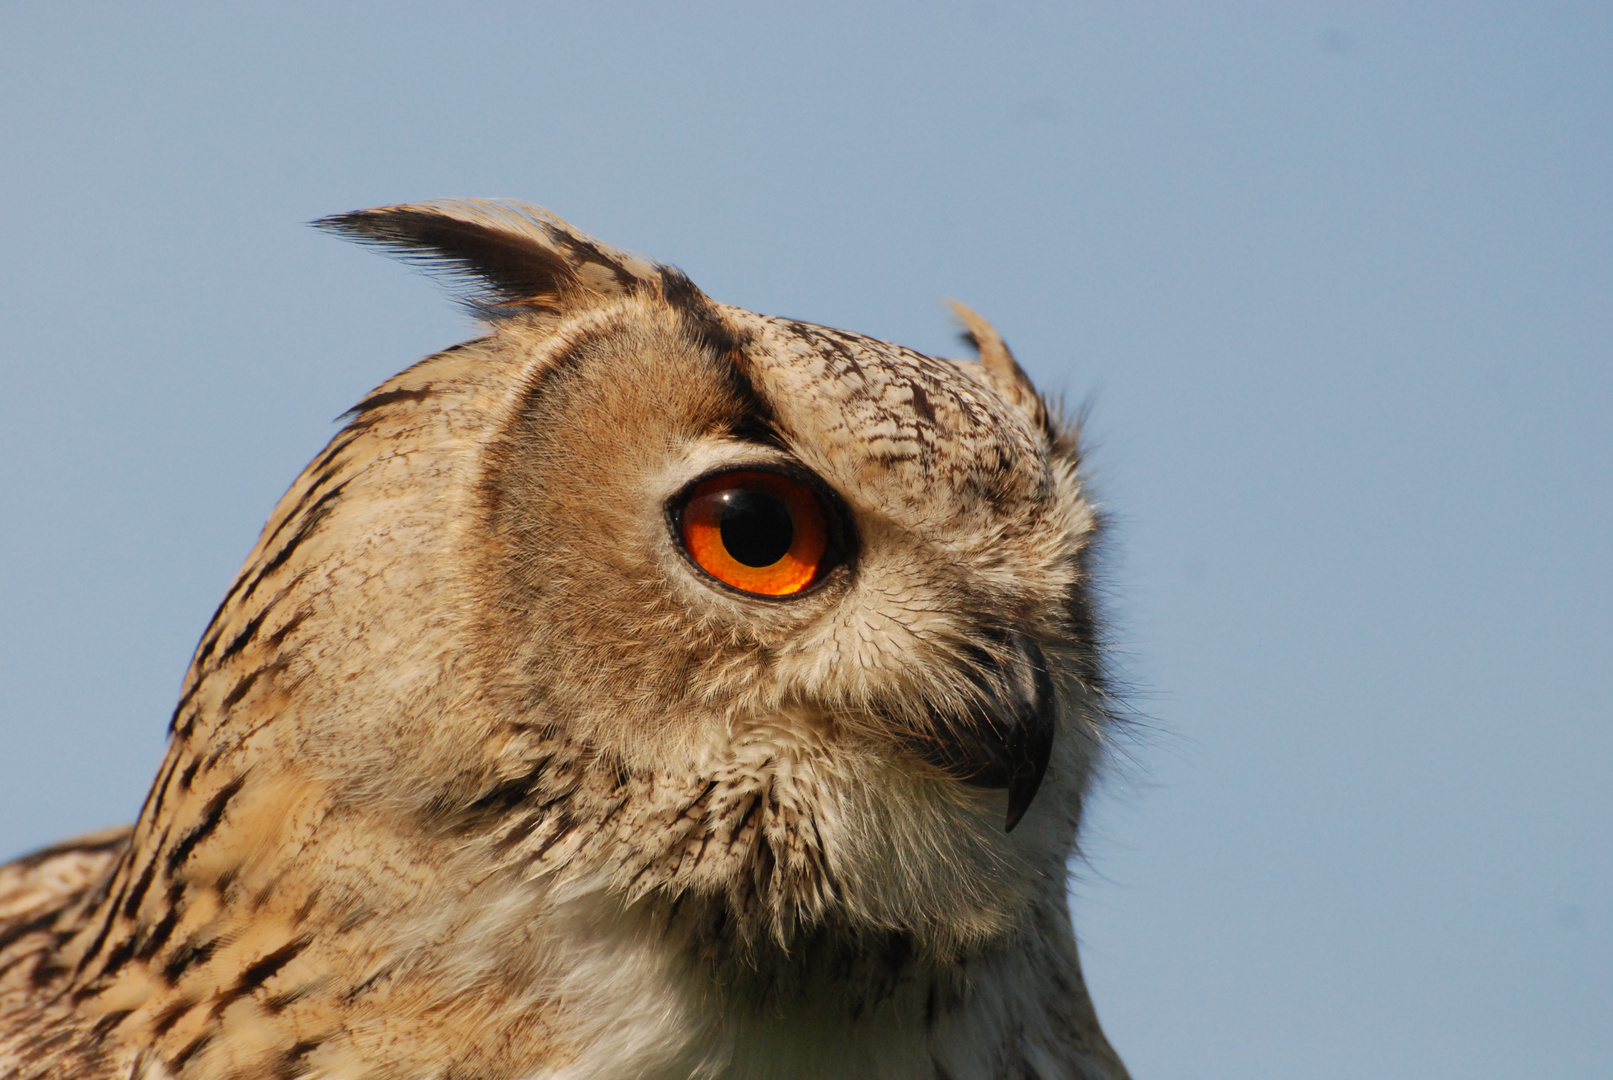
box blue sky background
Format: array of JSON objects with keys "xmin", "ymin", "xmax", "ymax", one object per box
[{"xmin": 1, "ymin": 4, "xmax": 1607, "ymax": 1076}]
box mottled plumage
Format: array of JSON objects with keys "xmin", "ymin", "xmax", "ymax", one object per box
[{"xmin": 0, "ymin": 201, "xmax": 1129, "ymax": 1079}]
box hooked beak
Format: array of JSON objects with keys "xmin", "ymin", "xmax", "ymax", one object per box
[{"xmin": 910, "ymin": 632, "xmax": 1056, "ymax": 832}]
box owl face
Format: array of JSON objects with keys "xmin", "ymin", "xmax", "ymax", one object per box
[{"xmin": 273, "ymin": 202, "xmax": 1108, "ymax": 952}]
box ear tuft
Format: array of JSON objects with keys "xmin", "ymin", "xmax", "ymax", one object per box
[
  {"xmin": 314, "ymin": 199, "xmax": 672, "ymax": 317},
  {"xmin": 946, "ymin": 300, "xmax": 1050, "ymax": 433}
]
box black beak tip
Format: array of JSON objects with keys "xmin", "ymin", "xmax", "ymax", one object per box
[{"xmin": 1003, "ymin": 764, "xmax": 1045, "ymax": 832}]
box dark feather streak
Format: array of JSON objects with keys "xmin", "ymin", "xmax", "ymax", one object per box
[{"xmin": 164, "ymin": 774, "xmax": 247, "ymax": 875}]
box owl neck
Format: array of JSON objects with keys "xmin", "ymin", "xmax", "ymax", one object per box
[{"xmin": 57, "ymin": 741, "xmax": 1123, "ymax": 1079}]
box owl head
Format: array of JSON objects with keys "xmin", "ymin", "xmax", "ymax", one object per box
[{"xmin": 184, "ymin": 200, "xmax": 1110, "ymax": 963}]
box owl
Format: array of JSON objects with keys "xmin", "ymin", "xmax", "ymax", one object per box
[{"xmin": 0, "ymin": 201, "xmax": 1130, "ymax": 1080}]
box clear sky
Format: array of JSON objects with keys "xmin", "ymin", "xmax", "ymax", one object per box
[{"xmin": 1, "ymin": 4, "xmax": 1607, "ymax": 1077}]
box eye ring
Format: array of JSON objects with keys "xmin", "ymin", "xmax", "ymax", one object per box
[{"xmin": 674, "ymin": 469, "xmax": 835, "ymax": 597}]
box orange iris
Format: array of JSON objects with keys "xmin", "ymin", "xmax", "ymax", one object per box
[{"xmin": 679, "ymin": 471, "xmax": 829, "ymax": 596}]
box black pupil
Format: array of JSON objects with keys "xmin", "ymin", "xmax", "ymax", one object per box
[{"xmin": 719, "ymin": 490, "xmax": 795, "ymax": 567}]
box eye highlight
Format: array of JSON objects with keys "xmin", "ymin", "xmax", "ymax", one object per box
[{"xmin": 678, "ymin": 470, "xmax": 830, "ymax": 596}]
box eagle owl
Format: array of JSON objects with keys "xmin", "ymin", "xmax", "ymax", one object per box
[{"xmin": 0, "ymin": 201, "xmax": 1130, "ymax": 1080}]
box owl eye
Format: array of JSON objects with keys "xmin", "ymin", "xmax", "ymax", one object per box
[{"xmin": 677, "ymin": 470, "xmax": 831, "ymax": 597}]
